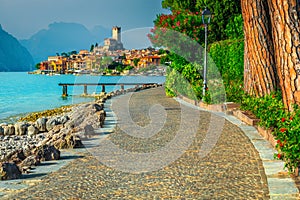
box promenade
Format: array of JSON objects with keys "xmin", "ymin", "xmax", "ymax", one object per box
[{"xmin": 5, "ymin": 87, "xmax": 300, "ymax": 199}]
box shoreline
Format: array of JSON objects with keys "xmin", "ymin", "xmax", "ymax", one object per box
[
  {"xmin": 0, "ymin": 83, "xmax": 163, "ymax": 181},
  {"xmin": 0, "ymin": 72, "xmax": 166, "ymax": 123}
]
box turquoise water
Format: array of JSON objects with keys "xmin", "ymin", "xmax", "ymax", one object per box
[{"xmin": 0, "ymin": 72, "xmax": 165, "ymax": 122}]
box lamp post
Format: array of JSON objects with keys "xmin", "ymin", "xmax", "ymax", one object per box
[{"xmin": 202, "ymin": 8, "xmax": 212, "ymax": 98}]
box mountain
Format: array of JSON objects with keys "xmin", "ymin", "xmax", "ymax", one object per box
[
  {"xmin": 0, "ymin": 25, "xmax": 34, "ymax": 72},
  {"xmin": 20, "ymin": 22, "xmax": 103, "ymax": 62}
]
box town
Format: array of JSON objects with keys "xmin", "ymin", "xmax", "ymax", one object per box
[{"xmin": 36, "ymin": 26, "xmax": 165, "ymax": 76}]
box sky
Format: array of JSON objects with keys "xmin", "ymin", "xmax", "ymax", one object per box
[{"xmin": 0, "ymin": 0, "xmax": 170, "ymax": 40}]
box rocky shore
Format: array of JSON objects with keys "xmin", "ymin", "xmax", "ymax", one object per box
[{"xmin": 0, "ymin": 83, "xmax": 162, "ymax": 180}]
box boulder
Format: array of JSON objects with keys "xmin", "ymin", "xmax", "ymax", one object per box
[
  {"xmin": 51, "ymin": 124, "xmax": 63, "ymax": 134},
  {"xmin": 53, "ymin": 133, "xmax": 83, "ymax": 149},
  {"xmin": 4, "ymin": 125, "xmax": 15, "ymax": 136},
  {"xmin": 27, "ymin": 125, "xmax": 39, "ymax": 136},
  {"xmin": 35, "ymin": 145, "xmax": 60, "ymax": 161},
  {"xmin": 20, "ymin": 155, "xmax": 40, "ymax": 168},
  {"xmin": 36, "ymin": 117, "xmax": 47, "ymax": 132},
  {"xmin": 57, "ymin": 115, "xmax": 69, "ymax": 124},
  {"xmin": 83, "ymin": 125, "xmax": 95, "ymax": 139},
  {"xmin": 0, "ymin": 162, "xmax": 22, "ymax": 180},
  {"xmin": 97, "ymin": 98, "xmax": 106, "ymax": 104},
  {"xmin": 15, "ymin": 122, "xmax": 28, "ymax": 136},
  {"xmin": 99, "ymin": 110, "xmax": 106, "ymax": 128},
  {"xmin": 106, "ymin": 94, "xmax": 112, "ymax": 99},
  {"xmin": 46, "ymin": 118, "xmax": 59, "ymax": 132},
  {"xmin": 7, "ymin": 150, "xmax": 26, "ymax": 164},
  {"xmin": 93, "ymin": 103, "xmax": 103, "ymax": 112}
]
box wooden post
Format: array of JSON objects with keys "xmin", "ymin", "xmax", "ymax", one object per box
[
  {"xmin": 102, "ymin": 84, "xmax": 105, "ymax": 93},
  {"xmin": 84, "ymin": 85, "xmax": 88, "ymax": 95},
  {"xmin": 62, "ymin": 85, "xmax": 68, "ymax": 97}
]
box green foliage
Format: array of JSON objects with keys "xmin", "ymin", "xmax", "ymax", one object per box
[
  {"xmin": 241, "ymin": 93, "xmax": 286, "ymax": 129},
  {"xmin": 116, "ymin": 65, "xmax": 124, "ymax": 73},
  {"xmin": 274, "ymin": 105, "xmax": 300, "ymax": 172},
  {"xmin": 35, "ymin": 63, "xmax": 40, "ymax": 70},
  {"xmin": 224, "ymin": 14, "xmax": 244, "ymax": 39},
  {"xmin": 161, "ymin": 0, "xmax": 243, "ymax": 41},
  {"xmin": 162, "ymin": 0, "xmax": 242, "ymax": 42},
  {"xmin": 164, "ymin": 53, "xmax": 203, "ymax": 101},
  {"xmin": 61, "ymin": 52, "xmax": 68, "ymax": 57},
  {"xmin": 133, "ymin": 58, "xmax": 140, "ymax": 67},
  {"xmin": 101, "ymin": 56, "xmax": 113, "ymax": 67},
  {"xmin": 158, "ymin": 48, "xmax": 167, "ymax": 55},
  {"xmin": 196, "ymin": 0, "xmax": 242, "ymax": 41},
  {"xmin": 150, "ymin": 11, "xmax": 205, "ymax": 46},
  {"xmin": 162, "ymin": 0, "xmax": 197, "ymax": 12},
  {"xmin": 90, "ymin": 44, "xmax": 95, "ymax": 52},
  {"xmin": 70, "ymin": 50, "xmax": 77, "ymax": 55},
  {"xmin": 209, "ymin": 39, "xmax": 244, "ymax": 102},
  {"xmin": 240, "ymin": 93, "xmax": 300, "ymax": 173},
  {"xmin": 124, "ymin": 66, "xmax": 134, "ymax": 71},
  {"xmin": 150, "ymin": 1, "xmax": 243, "ymax": 103},
  {"xmin": 104, "ymin": 68, "xmax": 112, "ymax": 74}
]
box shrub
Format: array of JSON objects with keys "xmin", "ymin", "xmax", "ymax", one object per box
[
  {"xmin": 209, "ymin": 39, "xmax": 244, "ymax": 102},
  {"xmin": 240, "ymin": 93, "xmax": 300, "ymax": 173}
]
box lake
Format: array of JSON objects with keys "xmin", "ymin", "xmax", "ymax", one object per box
[{"xmin": 0, "ymin": 72, "xmax": 165, "ymax": 123}]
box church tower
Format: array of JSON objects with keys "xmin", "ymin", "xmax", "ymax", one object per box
[{"xmin": 112, "ymin": 26, "xmax": 121, "ymax": 42}]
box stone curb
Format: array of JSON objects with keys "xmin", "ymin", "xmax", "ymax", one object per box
[{"xmin": 175, "ymin": 97, "xmax": 300, "ymax": 200}]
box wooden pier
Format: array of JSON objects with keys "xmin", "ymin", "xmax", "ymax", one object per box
[{"xmin": 58, "ymin": 83, "xmax": 157, "ymax": 97}]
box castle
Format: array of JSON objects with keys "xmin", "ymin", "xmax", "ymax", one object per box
[{"xmin": 95, "ymin": 26, "xmax": 124, "ymax": 52}]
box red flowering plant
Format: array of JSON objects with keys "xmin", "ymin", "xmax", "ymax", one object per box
[
  {"xmin": 274, "ymin": 105, "xmax": 300, "ymax": 173},
  {"xmin": 240, "ymin": 93, "xmax": 300, "ymax": 173},
  {"xmin": 149, "ymin": 10, "xmax": 205, "ymax": 44},
  {"xmin": 148, "ymin": 10, "xmax": 214, "ymax": 101},
  {"xmin": 148, "ymin": 10, "xmax": 206, "ymax": 63}
]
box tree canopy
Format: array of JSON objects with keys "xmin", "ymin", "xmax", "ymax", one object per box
[{"xmin": 160, "ymin": 0, "xmax": 242, "ymax": 42}]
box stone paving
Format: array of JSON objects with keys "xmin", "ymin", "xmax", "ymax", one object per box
[{"xmin": 2, "ymin": 87, "xmax": 299, "ymax": 199}]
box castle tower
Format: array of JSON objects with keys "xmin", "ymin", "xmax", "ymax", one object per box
[{"xmin": 112, "ymin": 26, "xmax": 121, "ymax": 42}]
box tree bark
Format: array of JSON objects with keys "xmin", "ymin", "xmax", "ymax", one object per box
[
  {"xmin": 267, "ymin": 0, "xmax": 300, "ymax": 110},
  {"xmin": 241, "ymin": 0, "xmax": 278, "ymax": 96}
]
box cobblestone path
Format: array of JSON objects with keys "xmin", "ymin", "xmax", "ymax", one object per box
[{"xmin": 7, "ymin": 87, "xmax": 269, "ymax": 199}]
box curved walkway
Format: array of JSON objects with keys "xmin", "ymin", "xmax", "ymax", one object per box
[{"xmin": 4, "ymin": 87, "xmax": 299, "ymax": 199}]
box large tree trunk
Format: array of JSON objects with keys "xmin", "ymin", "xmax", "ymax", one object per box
[
  {"xmin": 267, "ymin": 0, "xmax": 300, "ymax": 111},
  {"xmin": 241, "ymin": 0, "xmax": 278, "ymax": 96}
]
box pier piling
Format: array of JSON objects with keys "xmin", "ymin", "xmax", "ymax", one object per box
[
  {"xmin": 84, "ymin": 85, "xmax": 88, "ymax": 95},
  {"xmin": 62, "ymin": 85, "xmax": 68, "ymax": 97}
]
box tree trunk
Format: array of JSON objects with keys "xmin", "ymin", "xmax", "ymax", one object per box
[
  {"xmin": 241, "ymin": 0, "xmax": 278, "ymax": 96},
  {"xmin": 267, "ymin": 0, "xmax": 300, "ymax": 111}
]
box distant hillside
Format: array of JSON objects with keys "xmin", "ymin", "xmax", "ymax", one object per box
[
  {"xmin": 0, "ymin": 25, "xmax": 34, "ymax": 72},
  {"xmin": 21, "ymin": 22, "xmax": 108, "ymax": 62}
]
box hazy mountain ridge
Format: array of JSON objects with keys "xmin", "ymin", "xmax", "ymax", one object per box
[
  {"xmin": 0, "ymin": 25, "xmax": 34, "ymax": 72},
  {"xmin": 20, "ymin": 22, "xmax": 111, "ymax": 62}
]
